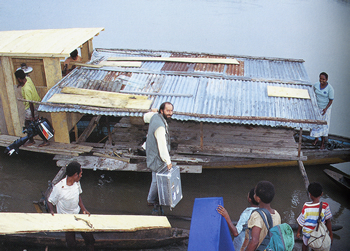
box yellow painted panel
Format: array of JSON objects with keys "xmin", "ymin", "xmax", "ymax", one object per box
[
  {"xmin": 108, "ymin": 56, "xmax": 239, "ymax": 65},
  {"xmin": 0, "ymin": 213, "xmax": 171, "ymax": 234},
  {"xmin": 99, "ymin": 61, "xmax": 142, "ymax": 68},
  {"xmin": 267, "ymin": 86, "xmax": 310, "ymax": 99},
  {"xmin": 61, "ymin": 87, "xmax": 148, "ymax": 100}
]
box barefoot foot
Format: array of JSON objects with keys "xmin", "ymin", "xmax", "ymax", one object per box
[{"xmin": 39, "ymin": 141, "xmax": 50, "ymax": 147}]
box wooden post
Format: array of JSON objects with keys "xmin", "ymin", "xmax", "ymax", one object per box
[
  {"xmin": 200, "ymin": 122, "xmax": 204, "ymax": 151},
  {"xmin": 74, "ymin": 124, "xmax": 79, "ymax": 142},
  {"xmin": 43, "ymin": 57, "xmax": 71, "ymax": 143},
  {"xmin": 76, "ymin": 115, "xmax": 101, "ymax": 143},
  {"xmin": 298, "ymin": 128, "xmax": 302, "ymax": 157},
  {"xmin": 81, "ymin": 39, "xmax": 94, "ymax": 63},
  {"xmin": 106, "ymin": 116, "xmax": 112, "ymax": 145},
  {"xmin": 0, "ymin": 56, "xmax": 22, "ymax": 136},
  {"xmin": 298, "ymin": 160, "xmax": 310, "ymax": 199}
]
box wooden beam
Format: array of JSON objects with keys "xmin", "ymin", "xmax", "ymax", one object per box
[
  {"xmin": 200, "ymin": 122, "xmax": 203, "ymax": 150},
  {"xmin": 19, "ymin": 99, "xmax": 328, "ymax": 126},
  {"xmin": 108, "ymin": 56, "xmax": 239, "ymax": 65},
  {"xmin": 119, "ymin": 90, "xmax": 193, "ymax": 97},
  {"xmin": 298, "ymin": 160, "xmax": 310, "ymax": 199},
  {"xmin": 298, "ymin": 128, "xmax": 303, "ymax": 157},
  {"xmin": 76, "ymin": 115, "xmax": 101, "ymax": 143},
  {"xmin": 99, "ymin": 61, "xmax": 142, "ymax": 68},
  {"xmin": 0, "ymin": 56, "xmax": 22, "ymax": 136}
]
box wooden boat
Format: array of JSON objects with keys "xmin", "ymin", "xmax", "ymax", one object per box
[
  {"xmin": 0, "ymin": 228, "xmax": 188, "ymax": 249},
  {"xmin": 0, "ymin": 212, "xmax": 188, "ymax": 249},
  {"xmin": 324, "ymin": 168, "xmax": 350, "ymax": 192},
  {"xmin": 1, "ymin": 28, "xmax": 350, "ymax": 173}
]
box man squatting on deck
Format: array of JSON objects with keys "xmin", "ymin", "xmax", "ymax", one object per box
[
  {"xmin": 310, "ymin": 72, "xmax": 334, "ymax": 150},
  {"xmin": 48, "ymin": 161, "xmax": 95, "ymax": 251},
  {"xmin": 143, "ymin": 102, "xmax": 174, "ymax": 215}
]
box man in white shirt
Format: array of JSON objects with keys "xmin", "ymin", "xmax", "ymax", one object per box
[
  {"xmin": 48, "ymin": 161, "xmax": 95, "ymax": 251},
  {"xmin": 143, "ymin": 102, "xmax": 174, "ymax": 215}
]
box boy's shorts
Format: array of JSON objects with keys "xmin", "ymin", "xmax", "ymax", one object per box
[
  {"xmin": 303, "ymin": 236, "xmax": 308, "ymax": 246},
  {"xmin": 25, "ymin": 107, "xmax": 39, "ymax": 120}
]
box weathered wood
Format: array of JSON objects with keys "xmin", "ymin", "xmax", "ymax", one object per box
[
  {"xmin": 298, "ymin": 128, "xmax": 302, "ymax": 157},
  {"xmin": 200, "ymin": 122, "xmax": 203, "ymax": 150},
  {"xmin": 107, "ymin": 56, "xmax": 239, "ymax": 65},
  {"xmin": 177, "ymin": 145, "xmax": 307, "ymax": 161},
  {"xmin": 54, "ymin": 155, "xmax": 202, "ymax": 173},
  {"xmin": 76, "ymin": 115, "xmax": 101, "ymax": 143},
  {"xmin": 93, "ymin": 152, "xmax": 130, "ymax": 163}
]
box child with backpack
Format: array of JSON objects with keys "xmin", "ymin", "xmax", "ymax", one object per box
[
  {"xmin": 217, "ymin": 188, "xmax": 259, "ymax": 251},
  {"xmin": 296, "ymin": 182, "xmax": 333, "ymax": 251},
  {"xmin": 242, "ymin": 181, "xmax": 282, "ymax": 251}
]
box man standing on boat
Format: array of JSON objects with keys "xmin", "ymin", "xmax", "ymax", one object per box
[
  {"xmin": 47, "ymin": 161, "xmax": 95, "ymax": 251},
  {"xmin": 310, "ymin": 72, "xmax": 334, "ymax": 150},
  {"xmin": 143, "ymin": 102, "xmax": 174, "ymax": 215},
  {"xmin": 15, "ymin": 69, "xmax": 49, "ymax": 147}
]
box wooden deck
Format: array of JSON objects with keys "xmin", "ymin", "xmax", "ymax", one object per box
[
  {"xmin": 0, "ymin": 135, "xmax": 92, "ymax": 156},
  {"xmin": 2, "ymin": 119, "xmax": 349, "ymax": 172}
]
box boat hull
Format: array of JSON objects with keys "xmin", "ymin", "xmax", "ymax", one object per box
[{"xmin": 0, "ymin": 228, "xmax": 188, "ymax": 249}]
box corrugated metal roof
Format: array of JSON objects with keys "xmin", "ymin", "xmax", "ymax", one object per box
[{"xmin": 39, "ymin": 48, "xmax": 321, "ymax": 130}]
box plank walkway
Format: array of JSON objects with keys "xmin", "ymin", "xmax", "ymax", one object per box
[{"xmin": 0, "ymin": 135, "xmax": 92, "ymax": 156}]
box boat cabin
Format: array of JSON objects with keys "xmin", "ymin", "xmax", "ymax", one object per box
[{"xmin": 0, "ymin": 28, "xmax": 104, "ymax": 141}]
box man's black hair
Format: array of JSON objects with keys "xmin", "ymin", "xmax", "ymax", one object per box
[
  {"xmin": 158, "ymin": 102, "xmax": 173, "ymax": 113},
  {"xmin": 70, "ymin": 49, "xmax": 78, "ymax": 58},
  {"xmin": 320, "ymin": 72, "xmax": 328, "ymax": 80},
  {"xmin": 249, "ymin": 188, "xmax": 259, "ymax": 206},
  {"xmin": 255, "ymin": 181, "xmax": 275, "ymax": 204},
  {"xmin": 15, "ymin": 69, "xmax": 26, "ymax": 80},
  {"xmin": 308, "ymin": 182, "xmax": 323, "ymax": 198},
  {"xmin": 66, "ymin": 161, "xmax": 81, "ymax": 177}
]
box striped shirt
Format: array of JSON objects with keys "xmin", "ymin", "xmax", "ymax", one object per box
[{"xmin": 297, "ymin": 202, "xmax": 332, "ymax": 238}]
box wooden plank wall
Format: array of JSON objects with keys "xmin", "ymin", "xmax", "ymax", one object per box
[
  {"xmin": 110, "ymin": 117, "xmax": 301, "ymax": 161},
  {"xmin": 12, "ymin": 58, "xmax": 48, "ymax": 98}
]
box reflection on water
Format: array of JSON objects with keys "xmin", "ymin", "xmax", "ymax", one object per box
[{"xmin": 0, "ymin": 150, "xmax": 349, "ymax": 250}]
